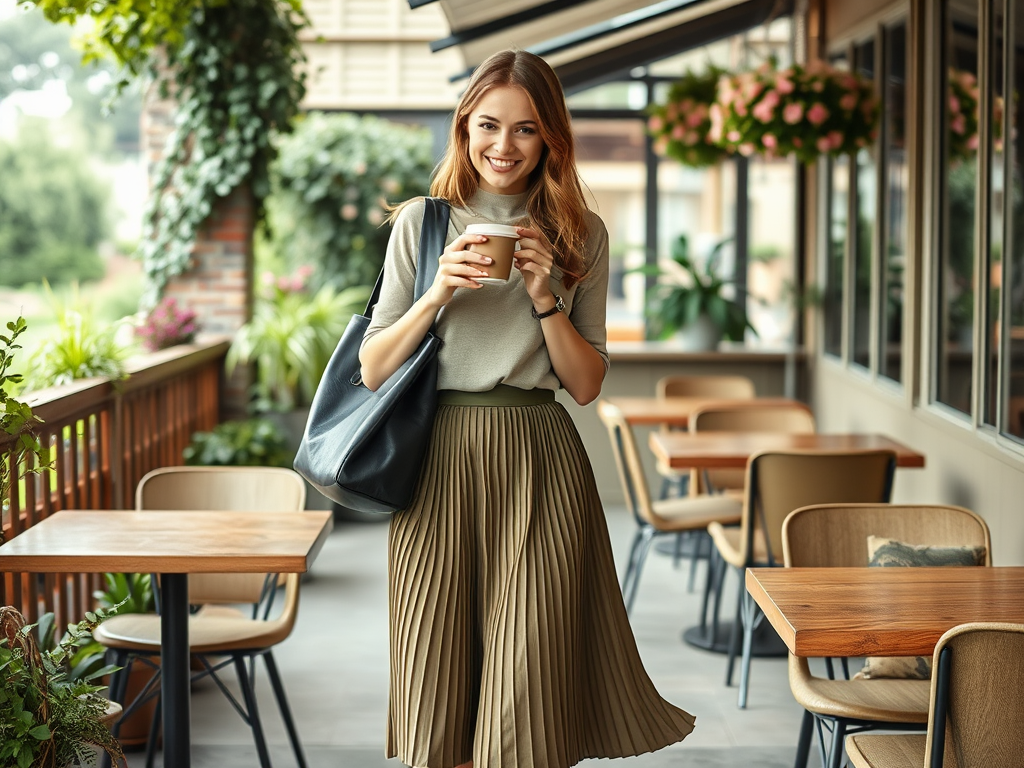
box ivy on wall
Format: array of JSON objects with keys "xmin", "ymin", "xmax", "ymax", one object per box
[{"xmin": 32, "ymin": 0, "xmax": 308, "ymax": 304}]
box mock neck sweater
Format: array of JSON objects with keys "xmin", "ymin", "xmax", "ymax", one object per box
[{"xmin": 363, "ymin": 189, "xmax": 609, "ymax": 393}]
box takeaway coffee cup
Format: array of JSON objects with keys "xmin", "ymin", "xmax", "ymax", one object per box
[{"xmin": 465, "ymin": 223, "xmax": 519, "ymax": 284}]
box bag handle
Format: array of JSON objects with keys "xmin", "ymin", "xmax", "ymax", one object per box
[{"xmin": 364, "ymin": 197, "xmax": 451, "ymax": 317}]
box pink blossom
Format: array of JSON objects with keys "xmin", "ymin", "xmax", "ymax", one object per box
[
  {"xmin": 686, "ymin": 110, "xmax": 704, "ymax": 128},
  {"xmin": 761, "ymin": 90, "xmax": 781, "ymax": 109},
  {"xmin": 816, "ymin": 136, "xmax": 832, "ymax": 153},
  {"xmin": 727, "ymin": 130, "xmax": 742, "ymax": 143},
  {"xmin": 683, "ymin": 131, "xmax": 699, "ymax": 146},
  {"xmin": 261, "ymin": 271, "xmax": 275, "ymax": 287},
  {"xmin": 775, "ymin": 76, "xmax": 794, "ymax": 94},
  {"xmin": 296, "ymin": 265, "xmax": 314, "ymax": 278},
  {"xmin": 783, "ymin": 103, "xmax": 804, "ymax": 124},
  {"xmin": 679, "ymin": 98, "xmax": 693, "ymax": 112},
  {"xmin": 792, "ymin": 137, "xmax": 803, "ymax": 148},
  {"xmin": 949, "ymin": 94, "xmax": 961, "ymax": 113},
  {"xmin": 839, "ymin": 92, "xmax": 858, "ymax": 111},
  {"xmin": 709, "ymin": 104, "xmax": 724, "ymax": 142},
  {"xmin": 840, "ymin": 75, "xmax": 859, "ymax": 91},
  {"xmin": 807, "ymin": 103, "xmax": 830, "ymax": 125},
  {"xmin": 811, "ymin": 80, "xmax": 825, "ymax": 92},
  {"xmin": 827, "ymin": 131, "xmax": 844, "ymax": 149},
  {"xmin": 672, "ymin": 124, "xmax": 686, "ymax": 139},
  {"xmin": 738, "ymin": 142, "xmax": 756, "ymax": 156},
  {"xmin": 654, "ymin": 136, "xmax": 669, "ymax": 155},
  {"xmin": 762, "ymin": 133, "xmax": 778, "ymax": 149},
  {"xmin": 752, "ymin": 99, "xmax": 776, "ymax": 123},
  {"xmin": 648, "ymin": 115, "xmax": 665, "ymax": 133},
  {"xmin": 733, "ymin": 99, "xmax": 748, "ymax": 117},
  {"xmin": 966, "ymin": 134, "xmax": 979, "ymax": 150},
  {"xmin": 950, "ymin": 114, "xmax": 966, "ymax": 135},
  {"xmin": 745, "ymin": 81, "xmax": 764, "ymax": 101}
]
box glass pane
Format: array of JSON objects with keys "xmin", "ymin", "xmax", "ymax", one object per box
[
  {"xmin": 1004, "ymin": 1, "xmax": 1024, "ymax": 440},
  {"xmin": 936, "ymin": 1, "xmax": 979, "ymax": 414},
  {"xmin": 852, "ymin": 40, "xmax": 877, "ymax": 370},
  {"xmin": 748, "ymin": 156, "xmax": 797, "ymax": 347},
  {"xmin": 824, "ymin": 154, "xmax": 849, "ymax": 358},
  {"xmin": 986, "ymin": 0, "xmax": 1006, "ymax": 425},
  {"xmin": 881, "ymin": 23, "xmax": 908, "ymax": 383}
]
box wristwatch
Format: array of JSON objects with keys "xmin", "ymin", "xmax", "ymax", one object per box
[{"xmin": 532, "ymin": 295, "xmax": 565, "ymax": 320}]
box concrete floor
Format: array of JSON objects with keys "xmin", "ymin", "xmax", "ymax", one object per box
[{"xmin": 144, "ymin": 506, "xmax": 822, "ymax": 768}]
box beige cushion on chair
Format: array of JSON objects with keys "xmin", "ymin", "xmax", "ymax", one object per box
[
  {"xmin": 846, "ymin": 733, "xmax": 926, "ymax": 768},
  {"xmin": 651, "ymin": 495, "xmax": 742, "ymax": 531},
  {"xmin": 707, "ymin": 522, "xmax": 768, "ymax": 569}
]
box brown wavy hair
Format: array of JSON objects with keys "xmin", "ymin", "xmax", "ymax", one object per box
[{"xmin": 405, "ymin": 50, "xmax": 592, "ymax": 288}]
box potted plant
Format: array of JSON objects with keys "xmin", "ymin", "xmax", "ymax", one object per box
[
  {"xmin": 0, "ymin": 605, "xmax": 125, "ymax": 768},
  {"xmin": 641, "ymin": 235, "xmax": 757, "ymax": 349},
  {"xmin": 183, "ymin": 417, "xmax": 293, "ymax": 468}
]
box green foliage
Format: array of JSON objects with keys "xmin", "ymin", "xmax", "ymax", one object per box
[
  {"xmin": 135, "ymin": 0, "xmax": 308, "ymax": 304},
  {"xmin": 228, "ymin": 269, "xmax": 370, "ymax": 411},
  {"xmin": 268, "ymin": 112, "xmax": 435, "ymax": 289},
  {"xmin": 183, "ymin": 418, "xmax": 292, "ymax": 468},
  {"xmin": 639, "ymin": 235, "xmax": 756, "ymax": 342},
  {"xmin": 93, "ymin": 573, "xmax": 154, "ymax": 616},
  {"xmin": 0, "ymin": 317, "xmax": 53, "ymax": 513},
  {"xmin": 0, "ymin": 125, "xmax": 110, "ymax": 287},
  {"xmin": 27, "ymin": 282, "xmax": 129, "ymax": 389},
  {"xmin": 647, "ymin": 66, "xmax": 732, "ymax": 167},
  {"xmin": 0, "ymin": 604, "xmax": 125, "ymax": 768}
]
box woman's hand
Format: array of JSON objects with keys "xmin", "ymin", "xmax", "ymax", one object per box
[
  {"xmin": 424, "ymin": 233, "xmax": 493, "ymax": 308},
  {"xmin": 513, "ymin": 226, "xmax": 556, "ymax": 304}
]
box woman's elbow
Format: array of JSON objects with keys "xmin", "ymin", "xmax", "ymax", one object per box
[{"xmin": 567, "ymin": 380, "xmax": 603, "ymax": 407}]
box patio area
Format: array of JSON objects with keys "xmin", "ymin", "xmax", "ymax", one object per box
[{"xmin": 151, "ymin": 504, "xmax": 818, "ymax": 768}]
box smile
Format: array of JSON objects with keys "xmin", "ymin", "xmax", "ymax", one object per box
[{"xmin": 487, "ymin": 156, "xmax": 519, "ymax": 169}]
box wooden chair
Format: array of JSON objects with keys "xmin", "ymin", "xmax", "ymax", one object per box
[
  {"xmin": 845, "ymin": 622, "xmax": 1024, "ymax": 768},
  {"xmin": 708, "ymin": 450, "xmax": 897, "ymax": 709},
  {"xmin": 784, "ymin": 503, "xmax": 991, "ymax": 768},
  {"xmin": 597, "ymin": 400, "xmax": 742, "ymax": 616},
  {"xmin": 654, "ymin": 374, "xmax": 756, "ymax": 499},
  {"xmin": 94, "ymin": 466, "xmax": 309, "ymax": 768}
]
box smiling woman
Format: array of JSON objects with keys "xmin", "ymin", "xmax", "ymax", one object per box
[{"xmin": 467, "ymin": 87, "xmax": 543, "ymax": 195}]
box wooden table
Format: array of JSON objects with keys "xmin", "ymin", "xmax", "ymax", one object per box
[
  {"xmin": 649, "ymin": 432, "xmax": 926, "ymax": 470},
  {"xmin": 0, "ymin": 509, "xmax": 334, "ymax": 768},
  {"xmin": 600, "ymin": 396, "xmax": 802, "ymax": 428},
  {"xmin": 745, "ymin": 566, "xmax": 1024, "ymax": 657}
]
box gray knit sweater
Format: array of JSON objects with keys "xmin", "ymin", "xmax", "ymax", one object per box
[{"xmin": 363, "ymin": 189, "xmax": 609, "ymax": 392}]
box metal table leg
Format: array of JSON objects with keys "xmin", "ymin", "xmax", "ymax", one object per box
[{"xmin": 161, "ymin": 573, "xmax": 191, "ymax": 768}]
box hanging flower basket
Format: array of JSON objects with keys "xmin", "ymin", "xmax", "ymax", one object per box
[
  {"xmin": 647, "ymin": 67, "xmax": 733, "ymax": 167},
  {"xmin": 710, "ymin": 60, "xmax": 879, "ymax": 164},
  {"xmin": 945, "ymin": 68, "xmax": 1004, "ymax": 161}
]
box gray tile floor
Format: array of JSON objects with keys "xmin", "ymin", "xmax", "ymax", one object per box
[{"xmin": 145, "ymin": 506, "xmax": 821, "ymax": 768}]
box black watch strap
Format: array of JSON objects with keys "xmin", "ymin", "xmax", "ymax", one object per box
[{"xmin": 532, "ymin": 295, "xmax": 564, "ymax": 320}]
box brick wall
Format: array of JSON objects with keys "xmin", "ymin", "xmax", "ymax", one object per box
[{"xmin": 142, "ymin": 81, "xmax": 253, "ymax": 418}]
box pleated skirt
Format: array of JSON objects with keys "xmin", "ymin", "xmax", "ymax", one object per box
[{"xmin": 387, "ymin": 388, "xmax": 695, "ymax": 768}]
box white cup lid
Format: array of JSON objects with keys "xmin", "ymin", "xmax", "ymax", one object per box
[{"xmin": 465, "ymin": 223, "xmax": 519, "ymax": 238}]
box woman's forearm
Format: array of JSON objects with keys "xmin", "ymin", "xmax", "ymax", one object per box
[
  {"xmin": 537, "ymin": 311, "xmax": 606, "ymax": 405},
  {"xmin": 358, "ymin": 297, "xmax": 440, "ymax": 391}
]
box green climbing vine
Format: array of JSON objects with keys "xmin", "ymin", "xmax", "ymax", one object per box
[{"xmin": 32, "ymin": 0, "xmax": 308, "ymax": 304}]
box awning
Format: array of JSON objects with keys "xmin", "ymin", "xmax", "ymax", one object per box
[{"xmin": 412, "ymin": 0, "xmax": 793, "ymax": 93}]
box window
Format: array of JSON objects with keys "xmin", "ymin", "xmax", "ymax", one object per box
[{"xmin": 852, "ymin": 39, "xmax": 877, "ymax": 370}]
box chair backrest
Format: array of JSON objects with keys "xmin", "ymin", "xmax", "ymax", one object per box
[
  {"xmin": 925, "ymin": 622, "xmax": 1024, "ymax": 768},
  {"xmin": 783, "ymin": 503, "xmax": 991, "ymax": 568},
  {"xmin": 597, "ymin": 401, "xmax": 662, "ymax": 528},
  {"xmin": 656, "ymin": 374, "xmax": 756, "ymax": 399},
  {"xmin": 740, "ymin": 450, "xmax": 896, "ymax": 567},
  {"xmin": 689, "ymin": 402, "xmax": 816, "ymax": 493},
  {"xmin": 136, "ymin": 466, "xmax": 307, "ymax": 605}
]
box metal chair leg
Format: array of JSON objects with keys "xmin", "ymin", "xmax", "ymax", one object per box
[
  {"xmin": 234, "ymin": 654, "xmax": 273, "ymax": 768},
  {"xmin": 793, "ymin": 709, "xmax": 814, "ymax": 768},
  {"xmin": 144, "ymin": 696, "xmax": 161, "ymax": 768},
  {"xmin": 621, "ymin": 529, "xmax": 644, "ymax": 611},
  {"xmin": 625, "ymin": 528, "xmax": 656, "ymax": 614},
  {"xmin": 725, "ymin": 567, "xmax": 743, "ymax": 686},
  {"xmin": 738, "ymin": 589, "xmax": 759, "ymax": 708},
  {"xmin": 828, "ymin": 719, "xmax": 847, "ymax": 768},
  {"xmin": 264, "ymin": 651, "xmax": 308, "ymax": 768}
]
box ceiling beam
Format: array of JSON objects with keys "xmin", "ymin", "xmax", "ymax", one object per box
[{"xmin": 430, "ymin": 0, "xmax": 597, "ymax": 52}]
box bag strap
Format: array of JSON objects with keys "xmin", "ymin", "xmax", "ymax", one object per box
[{"xmin": 364, "ymin": 197, "xmax": 451, "ymax": 317}]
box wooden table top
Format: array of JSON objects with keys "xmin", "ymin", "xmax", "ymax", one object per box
[
  {"xmin": 0, "ymin": 510, "xmax": 334, "ymax": 574},
  {"xmin": 598, "ymin": 396, "xmax": 802, "ymax": 427},
  {"xmin": 746, "ymin": 566, "xmax": 1024, "ymax": 657},
  {"xmin": 649, "ymin": 432, "xmax": 926, "ymax": 469}
]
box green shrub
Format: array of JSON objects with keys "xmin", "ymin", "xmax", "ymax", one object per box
[{"xmin": 183, "ymin": 418, "xmax": 293, "ymax": 468}]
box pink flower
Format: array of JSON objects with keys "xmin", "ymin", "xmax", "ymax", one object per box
[
  {"xmin": 775, "ymin": 76, "xmax": 794, "ymax": 94},
  {"xmin": 686, "ymin": 110, "xmax": 704, "ymax": 128},
  {"xmin": 672, "ymin": 124, "xmax": 686, "ymax": 139},
  {"xmin": 793, "ymin": 137, "xmax": 803, "ymax": 148},
  {"xmin": 839, "ymin": 92, "xmax": 858, "ymax": 111},
  {"xmin": 966, "ymin": 134, "xmax": 979, "ymax": 150},
  {"xmin": 807, "ymin": 103, "xmax": 830, "ymax": 125},
  {"xmin": 841, "ymin": 75, "xmax": 859, "ymax": 91},
  {"xmin": 949, "ymin": 94, "xmax": 961, "ymax": 113},
  {"xmin": 762, "ymin": 133, "xmax": 778, "ymax": 149},
  {"xmin": 648, "ymin": 115, "xmax": 665, "ymax": 133},
  {"xmin": 738, "ymin": 142, "xmax": 756, "ymax": 157},
  {"xmin": 727, "ymin": 130, "xmax": 742, "ymax": 143},
  {"xmin": 683, "ymin": 131, "xmax": 699, "ymax": 146},
  {"xmin": 654, "ymin": 136, "xmax": 669, "ymax": 155},
  {"xmin": 709, "ymin": 104, "xmax": 724, "ymax": 142},
  {"xmin": 816, "ymin": 136, "xmax": 831, "ymax": 153},
  {"xmin": 783, "ymin": 103, "xmax": 804, "ymax": 124},
  {"xmin": 752, "ymin": 99, "xmax": 776, "ymax": 123},
  {"xmin": 733, "ymin": 99, "xmax": 748, "ymax": 117},
  {"xmin": 827, "ymin": 131, "xmax": 844, "ymax": 149},
  {"xmin": 950, "ymin": 114, "xmax": 966, "ymax": 135}
]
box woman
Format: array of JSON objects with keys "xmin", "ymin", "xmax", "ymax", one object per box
[{"xmin": 360, "ymin": 49, "xmax": 695, "ymax": 768}]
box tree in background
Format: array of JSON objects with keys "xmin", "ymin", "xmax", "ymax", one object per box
[
  {"xmin": 0, "ymin": 122, "xmax": 111, "ymax": 286},
  {"xmin": 265, "ymin": 112, "xmax": 435, "ymax": 289}
]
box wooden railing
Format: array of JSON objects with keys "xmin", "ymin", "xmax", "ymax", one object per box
[{"xmin": 0, "ymin": 337, "xmax": 230, "ymax": 628}]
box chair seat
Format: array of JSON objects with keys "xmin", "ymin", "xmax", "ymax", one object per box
[
  {"xmin": 707, "ymin": 522, "xmax": 769, "ymax": 568},
  {"xmin": 789, "ymin": 656, "xmax": 930, "ymax": 723},
  {"xmin": 650, "ymin": 494, "xmax": 742, "ymax": 532},
  {"xmin": 94, "ymin": 611, "xmax": 290, "ymax": 654},
  {"xmin": 845, "ymin": 733, "xmax": 926, "ymax": 768}
]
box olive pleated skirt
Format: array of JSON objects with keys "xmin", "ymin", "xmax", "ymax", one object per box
[{"xmin": 387, "ymin": 388, "xmax": 695, "ymax": 768}]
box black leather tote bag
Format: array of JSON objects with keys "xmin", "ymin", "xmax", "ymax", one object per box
[{"xmin": 293, "ymin": 197, "xmax": 449, "ymax": 513}]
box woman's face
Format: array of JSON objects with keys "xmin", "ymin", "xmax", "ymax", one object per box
[{"xmin": 466, "ymin": 86, "xmax": 544, "ymax": 195}]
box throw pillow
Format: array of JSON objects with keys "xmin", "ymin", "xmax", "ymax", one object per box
[{"xmin": 855, "ymin": 536, "xmax": 986, "ymax": 680}]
